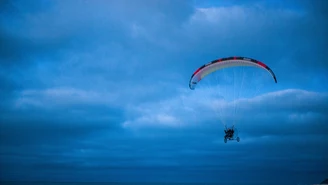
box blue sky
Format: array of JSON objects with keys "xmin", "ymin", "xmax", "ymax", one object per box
[{"xmin": 0, "ymin": 0, "xmax": 328, "ymax": 184}]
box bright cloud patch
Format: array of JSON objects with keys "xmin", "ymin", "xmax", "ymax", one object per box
[
  {"xmin": 123, "ymin": 113, "xmax": 179, "ymax": 128},
  {"xmin": 14, "ymin": 87, "xmax": 119, "ymax": 109},
  {"xmin": 122, "ymin": 88, "xmax": 328, "ymax": 134}
]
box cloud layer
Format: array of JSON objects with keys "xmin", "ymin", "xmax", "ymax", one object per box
[{"xmin": 1, "ymin": 0, "xmax": 328, "ymax": 184}]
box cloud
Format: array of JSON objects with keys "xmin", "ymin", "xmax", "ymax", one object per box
[
  {"xmin": 1, "ymin": 0, "xmax": 327, "ymax": 99},
  {"xmin": 1, "ymin": 0, "xmax": 328, "ymax": 184},
  {"xmin": 0, "ymin": 87, "xmax": 125, "ymax": 148},
  {"xmin": 180, "ymin": 2, "xmax": 328, "ymax": 91},
  {"xmin": 123, "ymin": 88, "xmax": 328, "ymax": 138},
  {"xmin": 14, "ymin": 87, "xmax": 119, "ymax": 109},
  {"xmin": 123, "ymin": 113, "xmax": 180, "ymax": 129},
  {"xmin": 0, "ymin": 0, "xmax": 194, "ymax": 65}
]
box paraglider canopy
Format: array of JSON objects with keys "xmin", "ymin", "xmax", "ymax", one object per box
[
  {"xmin": 188, "ymin": 56, "xmax": 277, "ymax": 143},
  {"xmin": 189, "ymin": 56, "xmax": 277, "ymax": 90}
]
